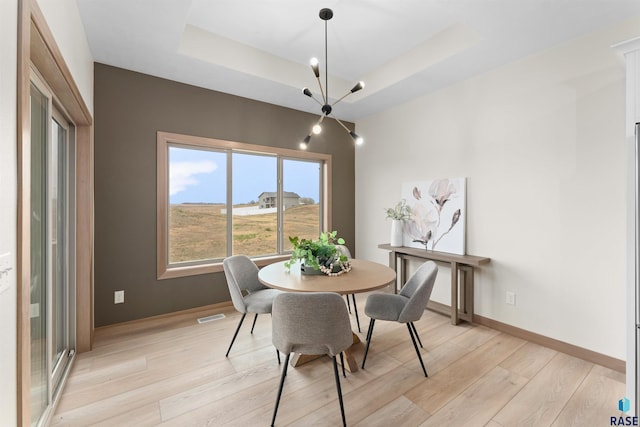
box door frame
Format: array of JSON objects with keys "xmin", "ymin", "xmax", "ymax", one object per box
[{"xmin": 17, "ymin": 0, "xmax": 93, "ymax": 425}]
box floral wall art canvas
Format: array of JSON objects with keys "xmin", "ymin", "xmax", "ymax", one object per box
[{"xmin": 401, "ymin": 178, "xmax": 466, "ymax": 255}]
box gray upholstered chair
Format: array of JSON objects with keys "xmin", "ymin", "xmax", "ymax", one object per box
[
  {"xmin": 222, "ymin": 255, "xmax": 283, "ymax": 358},
  {"xmin": 361, "ymin": 261, "xmax": 438, "ymax": 377},
  {"xmin": 270, "ymin": 292, "xmax": 352, "ymax": 427},
  {"xmin": 335, "ymin": 245, "xmax": 361, "ymax": 333}
]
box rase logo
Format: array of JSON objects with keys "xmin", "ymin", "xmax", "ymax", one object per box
[{"xmin": 611, "ymin": 398, "xmax": 639, "ymax": 426}]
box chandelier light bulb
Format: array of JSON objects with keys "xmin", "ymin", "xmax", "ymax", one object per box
[
  {"xmin": 312, "ymin": 124, "xmax": 322, "ymax": 134},
  {"xmin": 350, "ymin": 131, "xmax": 364, "ymax": 146},
  {"xmin": 310, "ymin": 57, "xmax": 320, "ymax": 77},
  {"xmin": 300, "ymin": 134, "xmax": 311, "ymax": 150},
  {"xmin": 351, "ymin": 81, "xmax": 365, "ymax": 93}
]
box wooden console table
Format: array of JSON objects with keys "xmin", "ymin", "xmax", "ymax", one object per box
[{"xmin": 378, "ymin": 244, "xmax": 490, "ymax": 325}]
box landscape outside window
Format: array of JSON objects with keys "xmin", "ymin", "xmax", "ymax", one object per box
[{"xmin": 167, "ymin": 145, "xmax": 322, "ymax": 265}]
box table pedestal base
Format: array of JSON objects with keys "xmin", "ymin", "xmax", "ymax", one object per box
[{"xmin": 290, "ymin": 332, "xmax": 361, "ymax": 372}]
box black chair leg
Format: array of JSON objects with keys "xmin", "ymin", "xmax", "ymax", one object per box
[
  {"xmin": 332, "ymin": 356, "xmax": 347, "ymax": 427},
  {"xmin": 225, "ymin": 313, "xmax": 246, "ymax": 357},
  {"xmin": 410, "ymin": 322, "xmax": 423, "ymax": 348},
  {"xmin": 345, "ymin": 295, "xmax": 352, "ymax": 313},
  {"xmin": 351, "ymin": 294, "xmax": 361, "ymax": 333},
  {"xmin": 250, "ymin": 313, "xmax": 259, "ymax": 334},
  {"xmin": 276, "ymin": 349, "xmax": 281, "ymax": 365},
  {"xmin": 407, "ymin": 323, "xmax": 428, "ymax": 377},
  {"xmin": 361, "ymin": 319, "xmax": 375, "ymax": 369},
  {"xmin": 271, "ymin": 353, "xmax": 290, "ymax": 427},
  {"xmin": 365, "ymin": 318, "xmax": 375, "ymax": 342},
  {"xmin": 339, "ymin": 352, "xmax": 346, "ymax": 377}
]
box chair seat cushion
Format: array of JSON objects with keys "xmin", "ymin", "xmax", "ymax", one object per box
[
  {"xmin": 244, "ymin": 289, "xmax": 283, "ymax": 313},
  {"xmin": 364, "ymin": 293, "xmax": 408, "ymax": 321}
]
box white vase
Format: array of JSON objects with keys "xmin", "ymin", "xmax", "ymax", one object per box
[{"xmin": 390, "ymin": 219, "xmax": 403, "ymax": 247}]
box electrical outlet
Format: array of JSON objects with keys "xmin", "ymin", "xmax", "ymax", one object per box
[
  {"xmin": 505, "ymin": 291, "xmax": 516, "ymax": 305},
  {"xmin": 114, "ymin": 290, "xmax": 125, "ymax": 304}
]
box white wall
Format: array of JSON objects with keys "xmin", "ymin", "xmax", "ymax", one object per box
[
  {"xmin": 0, "ymin": 0, "xmax": 18, "ymax": 425},
  {"xmin": 356, "ymin": 17, "xmax": 640, "ymax": 360}
]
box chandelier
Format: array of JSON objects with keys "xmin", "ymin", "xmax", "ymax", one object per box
[{"xmin": 300, "ymin": 8, "xmax": 364, "ymax": 150}]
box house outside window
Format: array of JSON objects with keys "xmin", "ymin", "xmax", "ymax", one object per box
[{"xmin": 258, "ymin": 191, "xmax": 300, "ymax": 209}]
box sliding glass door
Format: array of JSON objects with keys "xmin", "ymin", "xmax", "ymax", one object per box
[{"xmin": 30, "ymin": 75, "xmax": 76, "ymax": 426}]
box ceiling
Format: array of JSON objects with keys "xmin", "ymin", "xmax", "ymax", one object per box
[{"xmin": 76, "ymin": 0, "xmax": 640, "ymax": 121}]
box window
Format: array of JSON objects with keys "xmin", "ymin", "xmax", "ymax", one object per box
[{"xmin": 157, "ymin": 132, "xmax": 332, "ymax": 279}]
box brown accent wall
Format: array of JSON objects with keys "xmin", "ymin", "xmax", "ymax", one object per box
[{"xmin": 94, "ymin": 63, "xmax": 355, "ymax": 326}]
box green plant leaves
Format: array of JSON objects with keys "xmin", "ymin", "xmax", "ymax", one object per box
[{"xmin": 285, "ymin": 231, "xmax": 346, "ymax": 271}]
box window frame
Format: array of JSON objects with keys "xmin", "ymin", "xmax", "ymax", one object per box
[{"xmin": 157, "ymin": 131, "xmax": 332, "ymax": 279}]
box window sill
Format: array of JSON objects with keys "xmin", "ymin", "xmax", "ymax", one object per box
[{"xmin": 157, "ymin": 254, "xmax": 291, "ymax": 280}]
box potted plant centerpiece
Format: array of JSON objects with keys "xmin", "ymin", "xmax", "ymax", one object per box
[
  {"xmin": 285, "ymin": 231, "xmax": 352, "ymax": 276},
  {"xmin": 385, "ymin": 199, "xmax": 411, "ymax": 247}
]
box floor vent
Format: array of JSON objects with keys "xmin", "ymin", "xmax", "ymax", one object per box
[{"xmin": 197, "ymin": 313, "xmax": 226, "ymax": 324}]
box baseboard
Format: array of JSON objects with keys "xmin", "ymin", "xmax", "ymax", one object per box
[
  {"xmin": 473, "ymin": 314, "xmax": 625, "ymax": 373},
  {"xmin": 94, "ymin": 301, "xmax": 233, "ymax": 334},
  {"xmin": 427, "ymin": 300, "xmax": 453, "ymax": 317},
  {"xmin": 424, "ymin": 301, "xmax": 625, "ymax": 373}
]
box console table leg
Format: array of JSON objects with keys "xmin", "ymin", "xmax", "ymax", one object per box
[
  {"xmin": 388, "ymin": 252, "xmax": 398, "ymax": 293},
  {"xmin": 450, "ymin": 261, "xmax": 459, "ymax": 325}
]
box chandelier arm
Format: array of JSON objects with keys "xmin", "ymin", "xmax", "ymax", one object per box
[
  {"xmin": 329, "ymin": 114, "xmax": 352, "ymax": 133},
  {"xmin": 331, "ymin": 90, "xmax": 354, "ymax": 107},
  {"xmin": 315, "ymin": 75, "xmax": 327, "ymax": 104},
  {"xmin": 308, "ymin": 92, "xmax": 324, "ymax": 107}
]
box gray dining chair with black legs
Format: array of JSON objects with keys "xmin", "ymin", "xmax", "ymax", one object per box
[
  {"xmin": 270, "ymin": 292, "xmax": 353, "ymax": 427},
  {"xmin": 335, "ymin": 245, "xmax": 361, "ymax": 333},
  {"xmin": 222, "ymin": 255, "xmax": 283, "ymax": 360},
  {"xmin": 361, "ymin": 261, "xmax": 438, "ymax": 377}
]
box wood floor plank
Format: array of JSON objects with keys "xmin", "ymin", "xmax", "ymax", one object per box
[
  {"xmin": 449, "ymin": 323, "xmax": 501, "ymax": 351},
  {"xmin": 354, "ymin": 396, "xmax": 430, "ymax": 427},
  {"xmin": 405, "ymin": 332, "xmax": 526, "ymax": 414},
  {"xmin": 499, "ymin": 341, "xmax": 558, "ymax": 379},
  {"xmin": 159, "ymin": 358, "xmax": 331, "ymax": 426},
  {"xmin": 89, "ymin": 402, "xmax": 162, "ymax": 427},
  {"xmin": 551, "ymin": 364, "xmax": 626, "ymax": 427},
  {"xmin": 51, "ymin": 356, "xmax": 248, "ymax": 425},
  {"xmin": 51, "ymin": 300, "xmax": 624, "ymax": 427},
  {"xmin": 288, "ymin": 365, "xmax": 426, "ymax": 426},
  {"xmin": 492, "ymin": 352, "xmax": 593, "ymax": 426},
  {"xmin": 158, "ymin": 359, "xmax": 281, "ymax": 420},
  {"xmin": 418, "ymin": 366, "xmax": 528, "ymax": 426}
]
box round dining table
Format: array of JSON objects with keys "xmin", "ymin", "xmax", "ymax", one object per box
[{"xmin": 258, "ymin": 258, "xmax": 396, "ymax": 372}]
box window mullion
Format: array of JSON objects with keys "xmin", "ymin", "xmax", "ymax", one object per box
[
  {"xmin": 226, "ymin": 150, "xmax": 233, "ymax": 257},
  {"xmin": 277, "ymin": 157, "xmax": 283, "ymax": 254}
]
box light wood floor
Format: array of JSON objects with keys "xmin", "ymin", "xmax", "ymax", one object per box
[{"xmin": 51, "ymin": 295, "xmax": 625, "ymax": 426}]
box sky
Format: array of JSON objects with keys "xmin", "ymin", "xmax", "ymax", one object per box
[{"xmin": 169, "ymin": 146, "xmax": 320, "ymax": 204}]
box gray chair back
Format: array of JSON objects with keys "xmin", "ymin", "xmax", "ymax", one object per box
[
  {"xmin": 223, "ymin": 255, "xmax": 266, "ymax": 313},
  {"xmin": 397, "ymin": 261, "xmax": 438, "ymax": 323},
  {"xmin": 272, "ymin": 292, "xmax": 353, "ymax": 357}
]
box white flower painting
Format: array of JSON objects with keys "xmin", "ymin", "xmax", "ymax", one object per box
[{"xmin": 401, "ymin": 178, "xmax": 466, "ymax": 255}]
